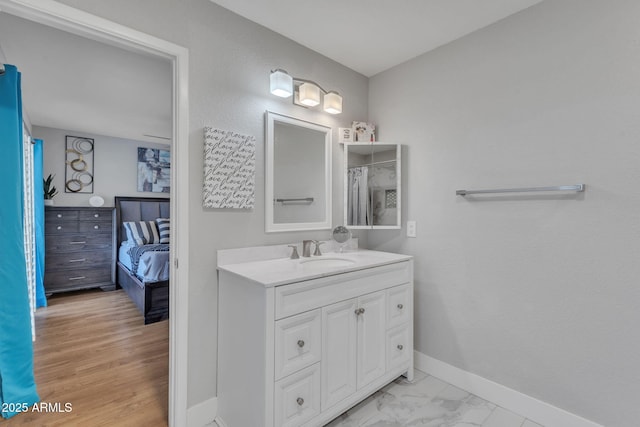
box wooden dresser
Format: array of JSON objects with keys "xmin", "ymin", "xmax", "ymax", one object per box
[{"xmin": 44, "ymin": 206, "xmax": 116, "ymax": 294}]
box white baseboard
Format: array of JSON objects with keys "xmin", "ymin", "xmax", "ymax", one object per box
[
  {"xmin": 414, "ymin": 351, "xmax": 603, "ymax": 427},
  {"xmin": 187, "ymin": 397, "xmax": 218, "ymax": 427}
]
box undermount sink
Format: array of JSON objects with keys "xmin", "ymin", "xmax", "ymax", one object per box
[{"xmin": 299, "ymin": 257, "xmax": 356, "ymax": 268}]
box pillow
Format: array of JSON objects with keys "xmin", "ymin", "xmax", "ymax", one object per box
[
  {"xmin": 123, "ymin": 221, "xmax": 160, "ymax": 246},
  {"xmin": 155, "ymin": 218, "xmax": 170, "ymax": 244}
]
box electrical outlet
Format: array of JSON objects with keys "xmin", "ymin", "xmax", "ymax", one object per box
[{"xmin": 406, "ymin": 220, "xmax": 417, "ymax": 238}]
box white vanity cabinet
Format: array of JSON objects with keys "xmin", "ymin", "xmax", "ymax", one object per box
[{"xmin": 217, "ymin": 249, "xmax": 413, "ymax": 427}]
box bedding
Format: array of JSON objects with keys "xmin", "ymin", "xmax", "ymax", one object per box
[
  {"xmin": 123, "ymin": 220, "xmax": 160, "ymax": 245},
  {"xmin": 118, "ymin": 242, "xmax": 170, "ymax": 282},
  {"xmin": 128, "ymin": 243, "xmax": 170, "ymax": 282},
  {"xmin": 155, "ymin": 218, "xmax": 170, "ymax": 244}
]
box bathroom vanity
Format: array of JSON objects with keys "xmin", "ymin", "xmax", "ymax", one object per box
[{"xmin": 216, "ymin": 245, "xmax": 413, "ymax": 427}]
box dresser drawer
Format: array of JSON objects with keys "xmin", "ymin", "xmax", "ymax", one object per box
[
  {"xmin": 44, "ymin": 267, "xmax": 112, "ymax": 290},
  {"xmin": 45, "ymin": 210, "xmax": 79, "ymax": 222},
  {"xmin": 274, "ymin": 363, "xmax": 320, "ymax": 427},
  {"xmin": 387, "ymin": 284, "xmax": 411, "ymax": 329},
  {"xmin": 79, "ymin": 209, "xmax": 112, "ymax": 221},
  {"xmin": 386, "ymin": 324, "xmax": 411, "ymax": 373},
  {"xmin": 46, "ymin": 233, "xmax": 112, "ymax": 252},
  {"xmin": 45, "ymin": 249, "xmax": 112, "ymax": 271},
  {"xmin": 275, "ymin": 309, "xmax": 321, "ymax": 380},
  {"xmin": 46, "ymin": 221, "xmax": 79, "ymax": 234},
  {"xmin": 79, "ymin": 221, "xmax": 112, "ymax": 233}
]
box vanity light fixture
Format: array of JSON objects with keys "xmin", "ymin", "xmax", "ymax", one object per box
[{"xmin": 269, "ymin": 69, "xmax": 343, "ymax": 114}]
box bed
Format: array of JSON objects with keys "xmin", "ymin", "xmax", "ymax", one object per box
[{"xmin": 115, "ymin": 196, "xmax": 170, "ymax": 324}]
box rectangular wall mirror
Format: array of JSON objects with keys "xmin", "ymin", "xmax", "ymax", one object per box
[
  {"xmin": 265, "ymin": 111, "xmax": 332, "ymax": 232},
  {"xmin": 344, "ymin": 142, "xmax": 401, "ymax": 229}
]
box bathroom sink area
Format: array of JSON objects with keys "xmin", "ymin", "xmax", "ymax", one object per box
[
  {"xmin": 299, "ymin": 257, "xmax": 356, "ymax": 268},
  {"xmin": 217, "ymin": 245, "xmax": 412, "ymax": 287}
]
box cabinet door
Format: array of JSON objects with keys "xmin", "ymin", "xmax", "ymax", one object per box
[
  {"xmin": 357, "ymin": 290, "xmax": 387, "ymax": 389},
  {"xmin": 321, "ymin": 299, "xmax": 357, "ymax": 410}
]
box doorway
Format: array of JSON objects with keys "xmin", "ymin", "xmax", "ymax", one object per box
[{"xmin": 0, "ymin": 1, "xmax": 189, "ymax": 425}]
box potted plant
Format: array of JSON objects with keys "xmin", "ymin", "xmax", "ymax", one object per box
[{"xmin": 44, "ymin": 174, "xmax": 58, "ymax": 206}]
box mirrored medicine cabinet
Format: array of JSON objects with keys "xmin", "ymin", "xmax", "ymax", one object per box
[
  {"xmin": 265, "ymin": 111, "xmax": 332, "ymax": 233},
  {"xmin": 344, "ymin": 142, "xmax": 401, "ymax": 229}
]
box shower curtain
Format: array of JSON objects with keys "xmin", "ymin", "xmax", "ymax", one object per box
[
  {"xmin": 0, "ymin": 64, "xmax": 40, "ymax": 419},
  {"xmin": 348, "ymin": 166, "xmax": 370, "ymax": 226}
]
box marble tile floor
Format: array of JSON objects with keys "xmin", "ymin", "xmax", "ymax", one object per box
[
  {"xmin": 207, "ymin": 369, "xmax": 543, "ymax": 427},
  {"xmin": 324, "ymin": 370, "xmax": 543, "ymax": 427}
]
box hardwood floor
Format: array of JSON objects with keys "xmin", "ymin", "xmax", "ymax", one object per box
[{"xmin": 2, "ymin": 289, "xmax": 168, "ymax": 427}]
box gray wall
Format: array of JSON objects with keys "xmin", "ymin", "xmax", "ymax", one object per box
[
  {"xmin": 368, "ymin": 1, "xmax": 640, "ymax": 426},
  {"xmin": 34, "ymin": 125, "xmax": 170, "ymax": 207},
  {"xmin": 53, "ymin": 0, "xmax": 369, "ymax": 408}
]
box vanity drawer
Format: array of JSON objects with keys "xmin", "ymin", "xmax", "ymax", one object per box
[
  {"xmin": 275, "ymin": 261, "xmax": 411, "ymax": 320},
  {"xmin": 274, "ymin": 363, "xmax": 321, "ymax": 427},
  {"xmin": 386, "ymin": 324, "xmax": 411, "ymax": 373},
  {"xmin": 275, "ymin": 309, "xmax": 321, "ymax": 380},
  {"xmin": 387, "ymin": 284, "xmax": 411, "ymax": 329}
]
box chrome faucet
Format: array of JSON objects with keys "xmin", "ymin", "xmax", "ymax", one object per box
[
  {"xmin": 288, "ymin": 244, "xmax": 299, "ymax": 259},
  {"xmin": 302, "ymin": 240, "xmax": 313, "ymax": 257},
  {"xmin": 313, "ymin": 240, "xmax": 325, "ymax": 256}
]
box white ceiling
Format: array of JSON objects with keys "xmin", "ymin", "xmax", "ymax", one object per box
[
  {"xmin": 209, "ymin": 0, "xmax": 544, "ymax": 77},
  {"xmin": 0, "ymin": 13, "xmax": 172, "ymax": 144},
  {"xmin": 0, "ymin": 2, "xmax": 543, "ymax": 142}
]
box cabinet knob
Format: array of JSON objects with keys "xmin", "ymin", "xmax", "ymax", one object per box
[
  {"xmin": 296, "ymin": 397, "xmax": 304, "ymax": 406},
  {"xmin": 354, "ymin": 308, "xmax": 365, "ymax": 315},
  {"xmin": 94, "ymin": 213, "xmax": 99, "ymax": 218},
  {"xmin": 57, "ymin": 226, "xmax": 62, "ymax": 230},
  {"xmin": 297, "ymin": 340, "xmax": 305, "ymax": 348},
  {"xmin": 94, "ymin": 225, "xmax": 99, "ymax": 229},
  {"xmin": 57, "ymin": 214, "xmax": 62, "ymax": 218},
  {"xmin": 397, "ymin": 344, "xmax": 404, "ymax": 350},
  {"xmin": 397, "ymin": 303, "xmax": 404, "ymax": 310}
]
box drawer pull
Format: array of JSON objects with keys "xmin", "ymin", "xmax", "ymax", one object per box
[
  {"xmin": 69, "ymin": 258, "xmax": 86, "ymax": 263},
  {"xmin": 94, "ymin": 213, "xmax": 99, "ymax": 218},
  {"xmin": 94, "ymin": 225, "xmax": 99, "ymax": 229},
  {"xmin": 69, "ymin": 241, "xmax": 86, "ymax": 245},
  {"xmin": 297, "ymin": 340, "xmax": 305, "ymax": 348},
  {"xmin": 354, "ymin": 308, "xmax": 365, "ymax": 315},
  {"xmin": 57, "ymin": 214, "xmax": 62, "ymax": 218},
  {"xmin": 397, "ymin": 303, "xmax": 404, "ymax": 310},
  {"xmin": 57, "ymin": 226, "xmax": 62, "ymax": 230},
  {"xmin": 397, "ymin": 344, "xmax": 404, "ymax": 350},
  {"xmin": 296, "ymin": 397, "xmax": 304, "ymax": 406},
  {"xmin": 68, "ymin": 276, "xmax": 86, "ymax": 281}
]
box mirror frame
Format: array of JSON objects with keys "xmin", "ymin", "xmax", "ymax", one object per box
[
  {"xmin": 343, "ymin": 142, "xmax": 402, "ymax": 230},
  {"xmin": 265, "ymin": 111, "xmax": 332, "ymax": 232}
]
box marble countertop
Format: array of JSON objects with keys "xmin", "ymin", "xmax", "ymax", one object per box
[{"xmin": 217, "ymin": 249, "xmax": 412, "ymax": 287}]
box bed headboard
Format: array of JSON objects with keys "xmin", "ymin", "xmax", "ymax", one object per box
[{"xmin": 114, "ymin": 196, "xmax": 170, "ymax": 247}]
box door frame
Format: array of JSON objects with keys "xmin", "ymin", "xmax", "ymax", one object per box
[{"xmin": 0, "ymin": 1, "xmax": 190, "ymax": 425}]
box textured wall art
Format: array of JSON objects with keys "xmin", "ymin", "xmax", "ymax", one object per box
[
  {"xmin": 137, "ymin": 147, "xmax": 171, "ymax": 193},
  {"xmin": 65, "ymin": 135, "xmax": 94, "ymax": 193},
  {"xmin": 202, "ymin": 127, "xmax": 255, "ymax": 209}
]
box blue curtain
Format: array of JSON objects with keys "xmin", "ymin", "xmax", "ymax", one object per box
[
  {"xmin": 33, "ymin": 139, "xmax": 47, "ymax": 308},
  {"xmin": 0, "ymin": 64, "xmax": 40, "ymax": 419}
]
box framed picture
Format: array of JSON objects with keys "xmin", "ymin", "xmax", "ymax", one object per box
[
  {"xmin": 137, "ymin": 147, "xmax": 170, "ymax": 193},
  {"xmin": 351, "ymin": 121, "xmax": 375, "ymax": 142},
  {"xmin": 65, "ymin": 135, "xmax": 94, "ymax": 193},
  {"xmin": 339, "ymin": 127, "xmax": 353, "ymax": 143}
]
